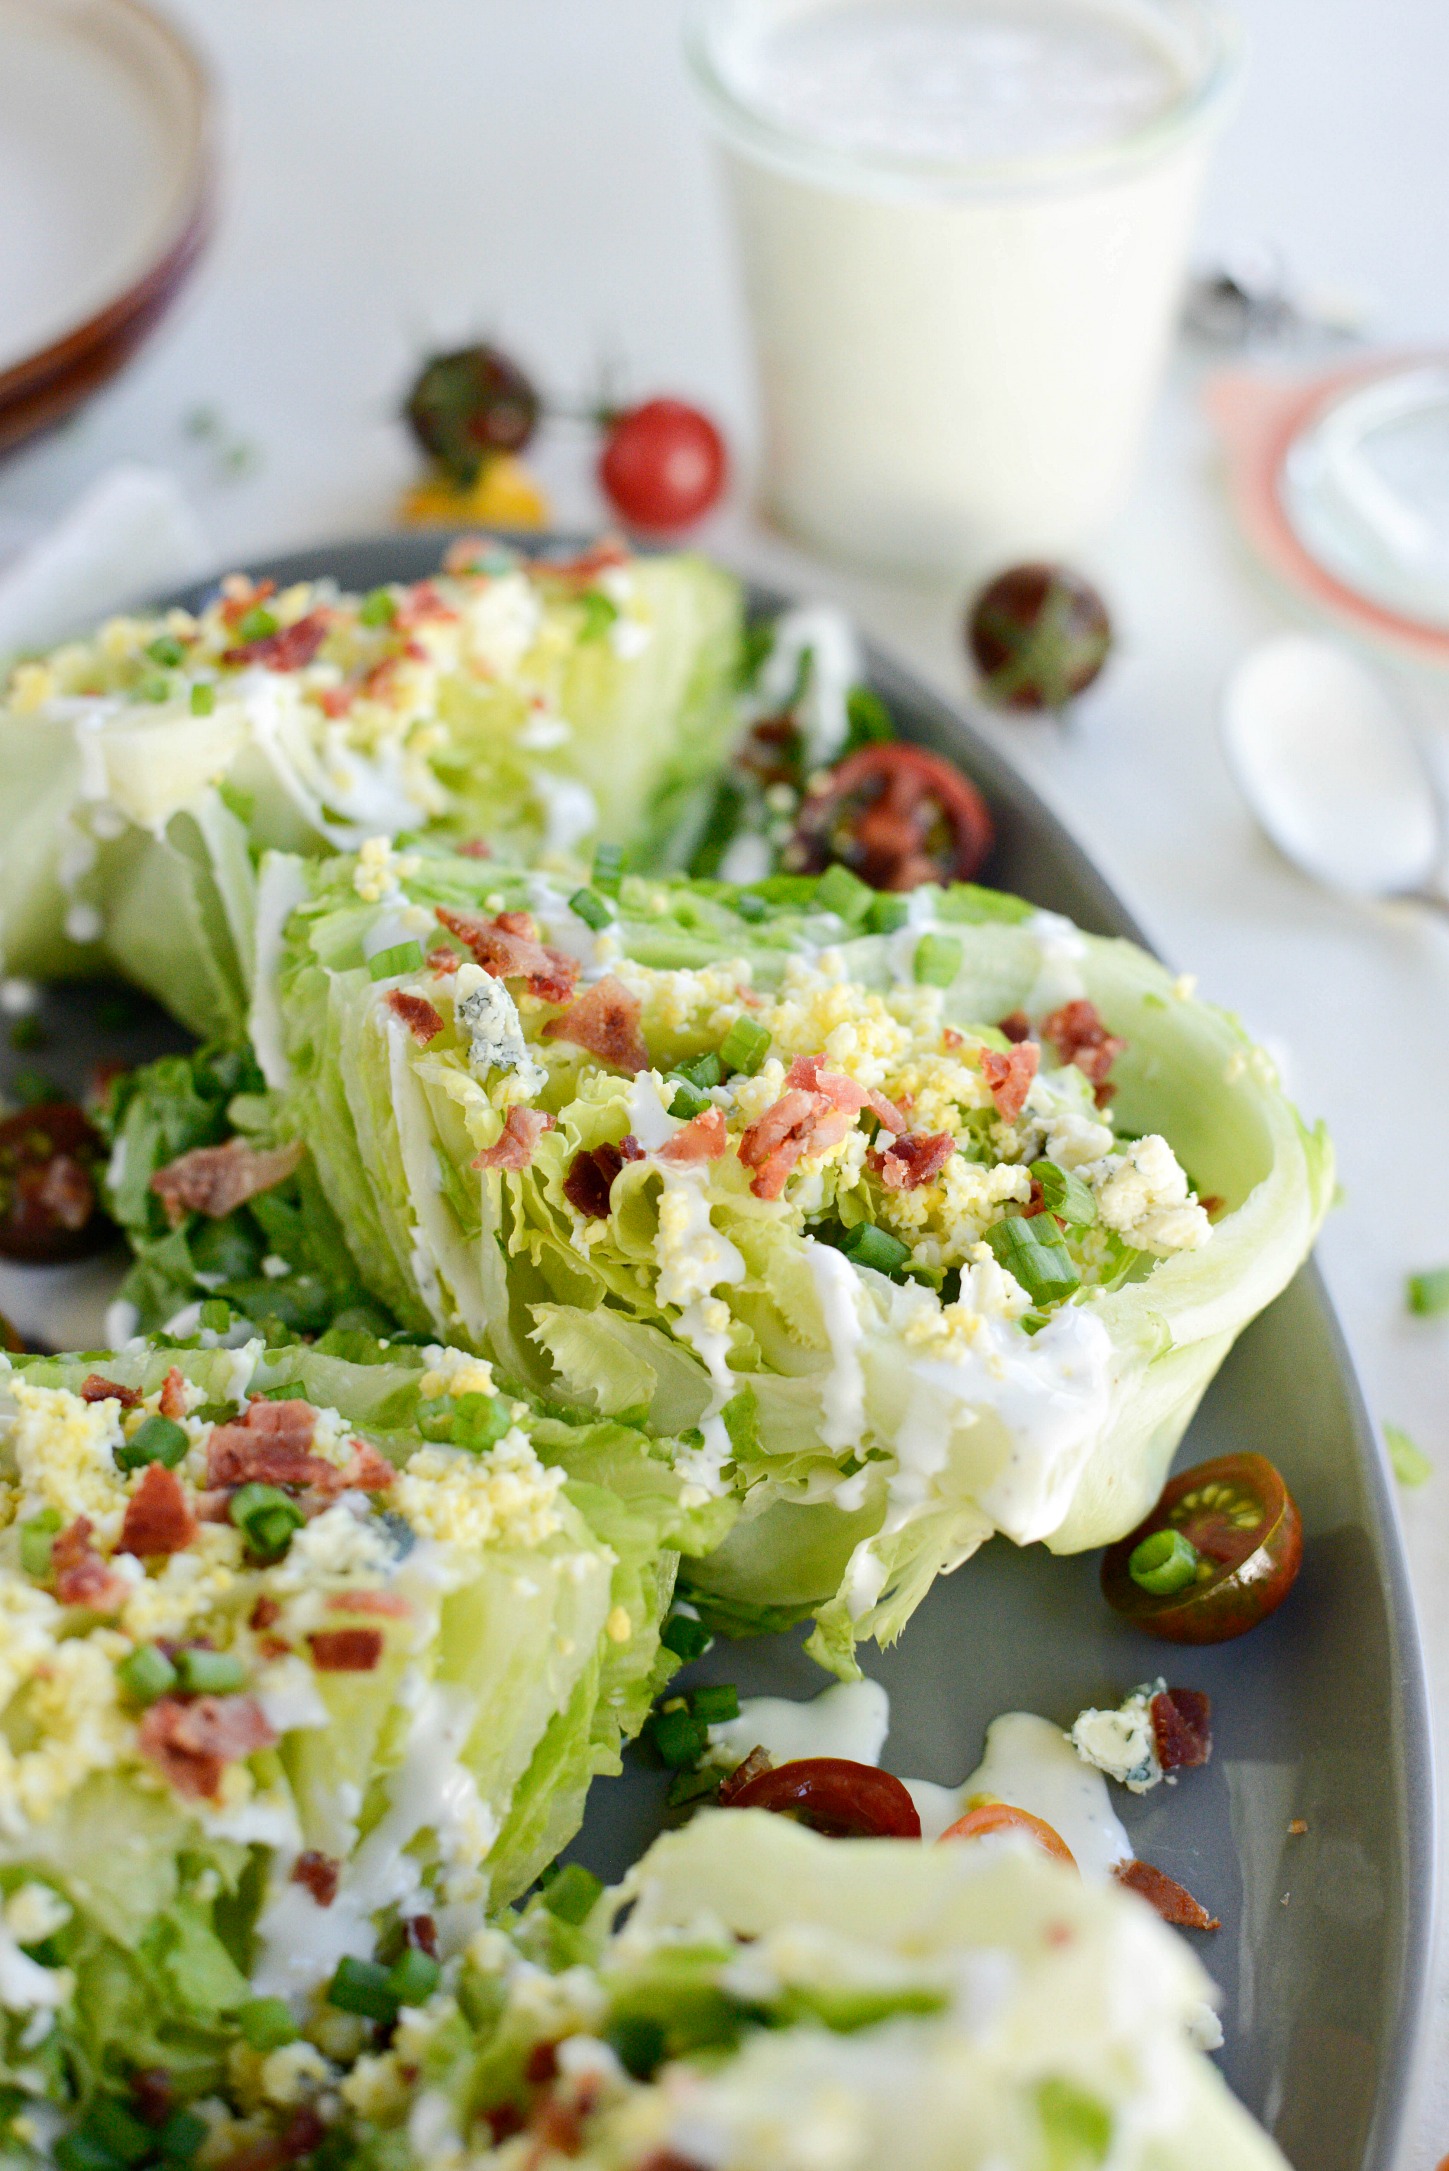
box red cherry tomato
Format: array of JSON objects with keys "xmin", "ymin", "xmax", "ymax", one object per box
[
  {"xmin": 1101, "ymin": 1451, "xmax": 1303, "ymax": 1644},
  {"xmin": 793, "ymin": 742, "xmax": 994, "ymax": 891},
  {"xmin": 0, "ymin": 1101, "xmax": 108, "ymax": 1264},
  {"xmin": 938, "ymin": 1801, "xmax": 1077, "ymax": 1870},
  {"xmin": 725, "ymin": 1756, "xmax": 922, "ymax": 1839},
  {"xmin": 599, "ymin": 399, "xmax": 728, "ymax": 532}
]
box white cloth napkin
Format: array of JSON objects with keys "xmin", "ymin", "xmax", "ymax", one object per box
[{"xmin": 0, "ymin": 464, "xmax": 212, "ymax": 658}]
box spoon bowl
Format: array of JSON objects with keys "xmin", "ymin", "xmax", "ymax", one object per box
[{"xmin": 1220, "ymin": 632, "xmax": 1444, "ymax": 903}]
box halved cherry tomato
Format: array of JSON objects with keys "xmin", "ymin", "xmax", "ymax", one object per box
[
  {"xmin": 0, "ymin": 1101, "xmax": 108, "ymax": 1264},
  {"xmin": 1101, "ymin": 1451, "xmax": 1303, "ymax": 1644},
  {"xmin": 0, "ymin": 1312, "xmax": 21, "ymax": 1355},
  {"xmin": 939, "ymin": 1801, "xmax": 1077, "ymax": 1870},
  {"xmin": 725, "ymin": 1756, "xmax": 921, "ymax": 1839},
  {"xmin": 792, "ymin": 743, "xmax": 994, "ymax": 891},
  {"xmin": 599, "ymin": 399, "xmax": 728, "ymax": 531}
]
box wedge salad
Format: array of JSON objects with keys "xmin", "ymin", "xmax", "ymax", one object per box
[
  {"xmin": 102, "ymin": 843, "xmax": 1329, "ymax": 1670},
  {"xmin": 0, "ymin": 540, "xmax": 1333, "ymax": 2171},
  {"xmin": 0, "ymin": 541, "xmax": 740, "ymax": 1037}
]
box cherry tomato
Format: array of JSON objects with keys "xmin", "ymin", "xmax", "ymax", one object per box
[
  {"xmin": 938, "ymin": 1801, "xmax": 1077, "ymax": 1870},
  {"xmin": 599, "ymin": 399, "xmax": 728, "ymax": 531},
  {"xmin": 725, "ymin": 1756, "xmax": 921, "ymax": 1839},
  {"xmin": 0, "ymin": 1101, "xmax": 108, "ymax": 1264},
  {"xmin": 792, "ymin": 742, "xmax": 994, "ymax": 891},
  {"xmin": 1101, "ymin": 1451, "xmax": 1303, "ymax": 1644},
  {"xmin": 967, "ymin": 563, "xmax": 1112, "ymax": 710},
  {"xmin": 406, "ymin": 344, "xmax": 540, "ymax": 485},
  {"xmin": 0, "ymin": 1312, "xmax": 22, "ymax": 1355}
]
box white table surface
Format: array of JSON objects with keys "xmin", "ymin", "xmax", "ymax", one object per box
[{"xmin": 3, "ymin": 1, "xmax": 1447, "ymax": 2158}]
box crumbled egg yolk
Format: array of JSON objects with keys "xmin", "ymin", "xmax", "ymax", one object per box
[{"xmin": 392, "ymin": 1432, "xmax": 565, "ymax": 1550}]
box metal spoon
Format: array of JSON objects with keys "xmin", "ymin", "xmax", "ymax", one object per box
[{"xmin": 1220, "ymin": 633, "xmax": 1449, "ymax": 916}]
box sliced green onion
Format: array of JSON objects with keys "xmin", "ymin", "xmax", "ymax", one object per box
[
  {"xmin": 235, "ymin": 606, "xmax": 278, "ymax": 644},
  {"xmin": 983, "ymin": 1215, "xmax": 1080, "ymax": 1305},
  {"xmin": 540, "ymin": 1862, "xmax": 603, "ymax": 1925},
  {"xmin": 569, "ymin": 887, "xmax": 613, "ymax": 931},
  {"xmin": 189, "ymin": 682, "xmax": 215, "ymax": 716},
  {"xmin": 116, "ymin": 1414, "xmax": 189, "ymax": 1471},
  {"xmin": 117, "ymin": 1643, "xmax": 179, "ymax": 1706},
  {"xmin": 667, "ymin": 1079, "xmax": 712, "ymax": 1121},
  {"xmin": 648, "ymin": 1703, "xmax": 709, "ymax": 1769},
  {"xmin": 719, "ymin": 1016, "xmax": 771, "ymax": 1076},
  {"xmin": 135, "ymin": 674, "xmax": 171, "ymax": 704},
  {"xmin": 1407, "ymin": 1266, "xmax": 1449, "ymax": 1318},
  {"xmin": 733, "ymin": 891, "xmax": 768, "ymax": 922},
  {"xmin": 866, "ymin": 893, "xmax": 910, "ymax": 936},
  {"xmin": 174, "ymin": 1647, "xmax": 247, "ymax": 1695},
  {"xmin": 199, "ymin": 1297, "xmax": 233, "ymax": 1333},
  {"xmin": 238, "ymin": 1995, "xmax": 298, "ymax": 2052},
  {"xmin": 327, "ymin": 1955, "xmax": 396, "ymax": 2020},
  {"xmin": 576, "ymin": 590, "xmax": 619, "ymax": 642},
  {"xmin": 416, "ymin": 1394, "xmax": 456, "ymax": 1442},
  {"xmin": 815, "ymin": 863, "xmax": 874, "ymax": 923},
  {"xmin": 368, "ymin": 940, "xmax": 424, "ymax": 981},
  {"xmin": 385, "ymin": 1945, "xmax": 442, "ymax": 2005},
  {"xmin": 660, "ymin": 1611, "xmax": 711, "ymax": 1663},
  {"xmin": 913, "ymin": 932, "xmax": 963, "ymax": 988},
  {"xmin": 77, "ymin": 2101, "xmax": 154, "ymax": 2170},
  {"xmin": 146, "ymin": 635, "xmax": 186, "ymax": 668},
  {"xmin": 844, "ymin": 684, "xmax": 894, "ymax": 748},
  {"xmin": 838, "ymin": 1222, "xmax": 911, "ymax": 1278},
  {"xmin": 675, "ymin": 1051, "xmax": 724, "ymax": 1092},
  {"xmin": 1029, "ymin": 1158, "xmax": 1097, "ymax": 1228},
  {"xmin": 156, "ymin": 2111, "xmax": 208, "ymax": 2164},
  {"xmin": 229, "ymin": 1482, "xmax": 305, "ymax": 1561},
  {"xmin": 691, "ymin": 1682, "xmax": 739, "ymax": 1725},
  {"xmin": 1127, "ymin": 1527, "xmax": 1201, "ymax": 1596},
  {"xmin": 592, "ymin": 842, "xmax": 624, "ymax": 895},
  {"xmin": 358, "ymin": 586, "xmax": 396, "ymax": 627},
  {"xmin": 19, "ymin": 1508, "xmax": 61, "ymax": 1579},
  {"xmin": 606, "ymin": 2014, "xmax": 666, "ymax": 2081},
  {"xmin": 55, "ymin": 2133, "xmax": 120, "ymax": 2171},
  {"xmin": 451, "ymin": 1392, "xmax": 512, "ymax": 1453},
  {"xmin": 1385, "ymin": 1423, "xmax": 1433, "ymax": 1488}
]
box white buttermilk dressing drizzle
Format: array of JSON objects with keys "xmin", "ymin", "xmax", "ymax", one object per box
[
  {"xmin": 249, "ymin": 852, "xmax": 311, "ymax": 1090},
  {"xmin": 1023, "ymin": 908, "xmax": 1090, "ymax": 1014},
  {"xmin": 710, "ymin": 1678, "xmax": 891, "ymax": 1770},
  {"xmin": 754, "ymin": 604, "xmax": 862, "ymax": 765},
  {"xmin": 805, "ymin": 1238, "xmax": 867, "ymax": 1450},
  {"xmin": 627, "ymin": 1073, "xmax": 683, "ymax": 1151}
]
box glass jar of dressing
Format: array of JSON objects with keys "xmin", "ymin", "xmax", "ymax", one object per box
[{"xmin": 687, "ymin": 0, "xmax": 1241, "ymax": 577}]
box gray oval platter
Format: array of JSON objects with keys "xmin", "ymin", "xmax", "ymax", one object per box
[{"xmin": 1, "ymin": 532, "xmax": 1432, "ymax": 2171}]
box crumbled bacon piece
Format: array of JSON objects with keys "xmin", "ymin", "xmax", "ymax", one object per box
[
  {"xmin": 309, "ymin": 1627, "xmax": 384, "ymax": 1672},
  {"xmin": 150, "ymin": 1137, "xmax": 304, "ymax": 1229},
  {"xmin": 527, "ymin": 2077, "xmax": 602, "ymax": 2158},
  {"xmin": 997, "ymin": 1010, "xmax": 1032, "ymax": 1044},
  {"xmin": 52, "ymin": 1518, "xmax": 128, "ymax": 1609},
  {"xmin": 473, "ymin": 1105, "xmax": 555, "ymax": 1170},
  {"xmin": 394, "ymin": 579, "xmax": 459, "ymax": 630},
  {"xmin": 784, "ymin": 1054, "xmax": 867, "ymax": 1109},
  {"xmin": 657, "ymin": 1106, "xmax": 728, "ymax": 1164},
  {"xmin": 1113, "ymin": 1858, "xmax": 1219, "ymax": 1930},
  {"xmin": 138, "ymin": 1694, "xmax": 276, "ymax": 1803},
  {"xmin": 1022, "ymin": 1175, "xmax": 1048, "ymax": 1219},
  {"xmin": 385, "ymin": 989, "xmax": 444, "ymax": 1046},
  {"xmin": 158, "ymin": 1365, "xmax": 188, "ymax": 1420},
  {"xmin": 636, "ymin": 2154, "xmax": 709, "ymax": 2171},
  {"xmin": 222, "ymin": 608, "xmax": 330, "ymax": 672},
  {"xmin": 737, "ymin": 1088, "xmax": 855, "ymax": 1202},
  {"xmin": 250, "ymin": 1595, "xmax": 281, "ymax": 1631},
  {"xmin": 434, "ymin": 906, "xmax": 579, "ymax": 1003},
  {"xmin": 525, "ymin": 2043, "xmax": 559, "ymax": 2088},
  {"xmin": 942, "ymin": 1027, "xmax": 964, "ymax": 1051},
  {"xmin": 325, "ymin": 1588, "xmax": 411, "ymax": 1616},
  {"xmin": 1042, "ymin": 999, "xmax": 1125, "ymax": 1098},
  {"xmin": 980, "ymin": 1040, "xmax": 1039, "ymax": 1121},
  {"xmin": 80, "ymin": 1373, "xmax": 140, "ymax": 1407},
  {"xmin": 315, "ymin": 685, "xmax": 356, "ymax": 720},
  {"xmin": 563, "ymin": 1144, "xmax": 629, "ymax": 1220},
  {"xmin": 1151, "ymin": 1687, "xmax": 1213, "ymax": 1772},
  {"xmin": 717, "ymin": 1745, "xmax": 773, "ymax": 1805},
  {"xmin": 870, "ymin": 1131, "xmax": 956, "ymax": 1192},
  {"xmin": 406, "ymin": 1913, "xmax": 439, "ymax": 1958},
  {"xmin": 119, "ymin": 1463, "xmax": 197, "ymax": 1558},
  {"xmin": 218, "ymin": 576, "xmax": 275, "ymax": 630},
  {"xmin": 533, "ymin": 537, "xmax": 631, "ymax": 584},
  {"xmin": 206, "ymin": 1397, "xmax": 338, "ymax": 1492},
  {"xmin": 339, "ymin": 1440, "xmax": 396, "ymax": 1492},
  {"xmin": 291, "ymin": 1851, "xmax": 340, "ymax": 1906},
  {"xmin": 130, "ymin": 2070, "xmax": 174, "ymax": 2128},
  {"xmin": 541, "ymin": 977, "xmax": 649, "ymax": 1074},
  {"xmin": 457, "ymin": 837, "xmax": 491, "ymax": 860}
]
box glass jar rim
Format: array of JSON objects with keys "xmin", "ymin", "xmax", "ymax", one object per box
[{"xmin": 684, "ymin": 0, "xmax": 1244, "ymax": 201}]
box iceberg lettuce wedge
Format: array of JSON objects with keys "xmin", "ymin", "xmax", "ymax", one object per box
[
  {"xmin": 308, "ymin": 1811, "xmax": 1288, "ymax": 2171},
  {"xmin": 0, "ymin": 1332, "xmax": 724, "ymax": 2135},
  {"xmin": 259, "ymin": 852, "xmax": 1331, "ymax": 1673},
  {"xmin": 0, "ymin": 545, "xmax": 742, "ymax": 1037}
]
